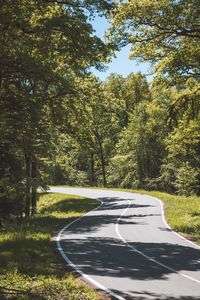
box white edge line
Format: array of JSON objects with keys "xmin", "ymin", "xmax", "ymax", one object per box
[
  {"xmin": 53, "ymin": 188, "xmax": 200, "ymax": 295},
  {"xmin": 55, "ymin": 194, "xmax": 126, "ymax": 300},
  {"xmin": 115, "ymin": 197, "xmax": 200, "ymax": 284},
  {"xmin": 153, "ymin": 196, "xmax": 200, "ymax": 249},
  {"xmin": 126, "ymin": 191, "xmax": 200, "ymax": 250}
]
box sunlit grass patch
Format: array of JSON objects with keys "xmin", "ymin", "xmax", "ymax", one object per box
[
  {"xmin": 0, "ymin": 270, "xmax": 99, "ymax": 300},
  {"xmin": 0, "ymin": 193, "xmax": 100, "ymax": 300}
]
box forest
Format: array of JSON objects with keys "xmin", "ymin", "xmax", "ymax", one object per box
[{"xmin": 0, "ymin": 0, "xmax": 200, "ymax": 219}]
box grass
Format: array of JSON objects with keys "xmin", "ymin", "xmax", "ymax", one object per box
[
  {"xmin": 51, "ymin": 186, "xmax": 200, "ymax": 245},
  {"xmin": 0, "ymin": 193, "xmax": 100, "ymax": 300}
]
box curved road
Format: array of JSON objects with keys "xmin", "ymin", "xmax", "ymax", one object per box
[{"xmin": 50, "ymin": 187, "xmax": 200, "ymax": 300}]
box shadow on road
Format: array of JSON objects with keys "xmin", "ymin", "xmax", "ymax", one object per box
[
  {"xmin": 59, "ymin": 196, "xmax": 200, "ymax": 281},
  {"xmin": 61, "ymin": 237, "xmax": 200, "ymax": 281},
  {"xmin": 110, "ymin": 289, "xmax": 200, "ymax": 300},
  {"xmin": 58, "ymin": 196, "xmax": 200, "ymax": 299},
  {"xmin": 98, "ymin": 197, "xmax": 155, "ymax": 211},
  {"xmin": 61, "ymin": 197, "xmax": 157, "ymax": 234}
]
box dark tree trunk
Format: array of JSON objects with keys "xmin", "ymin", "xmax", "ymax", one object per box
[
  {"xmin": 31, "ymin": 157, "xmax": 37, "ymax": 216},
  {"xmin": 90, "ymin": 153, "xmax": 95, "ymax": 186},
  {"xmin": 96, "ymin": 133, "xmax": 107, "ymax": 187},
  {"xmin": 0, "ymin": 69, "xmax": 3, "ymax": 92},
  {"xmin": 24, "ymin": 152, "xmax": 31, "ymax": 217},
  {"xmin": 23, "ymin": 137, "xmax": 32, "ymax": 217}
]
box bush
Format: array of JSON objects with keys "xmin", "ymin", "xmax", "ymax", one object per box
[
  {"xmin": 175, "ymin": 162, "xmax": 199, "ymax": 196},
  {"xmin": 156, "ymin": 162, "xmax": 177, "ymax": 193}
]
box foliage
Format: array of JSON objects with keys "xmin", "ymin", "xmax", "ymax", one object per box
[
  {"xmin": 174, "ymin": 162, "xmax": 199, "ymax": 196},
  {"xmin": 47, "ymin": 72, "xmax": 200, "ymax": 197},
  {"xmin": 0, "ymin": 0, "xmax": 113, "ymax": 217},
  {"xmin": 104, "ymin": 72, "xmax": 150, "ymax": 127},
  {"xmin": 108, "ymin": 98, "xmax": 168, "ymax": 189},
  {"xmin": 1, "ymin": 0, "xmax": 200, "ymax": 222},
  {"xmin": 109, "ymin": 0, "xmax": 200, "ymax": 122},
  {"xmin": 110, "ymin": 0, "xmax": 200, "ymax": 83}
]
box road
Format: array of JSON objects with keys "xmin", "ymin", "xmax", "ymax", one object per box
[{"xmin": 50, "ymin": 187, "xmax": 200, "ymax": 300}]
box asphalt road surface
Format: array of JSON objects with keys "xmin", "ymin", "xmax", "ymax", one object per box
[{"xmin": 50, "ymin": 187, "xmax": 200, "ymax": 300}]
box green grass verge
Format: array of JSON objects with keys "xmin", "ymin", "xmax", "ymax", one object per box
[
  {"xmin": 51, "ymin": 186, "xmax": 200, "ymax": 245},
  {"xmin": 0, "ymin": 193, "xmax": 100, "ymax": 300}
]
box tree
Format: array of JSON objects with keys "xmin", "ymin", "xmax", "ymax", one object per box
[
  {"xmin": 163, "ymin": 116, "xmax": 200, "ymax": 195},
  {"xmin": 110, "ymin": 0, "xmax": 200, "ymax": 118},
  {"xmin": 104, "ymin": 72, "xmax": 150, "ymax": 127},
  {"xmin": 110, "ymin": 0, "xmax": 199, "ymax": 82},
  {"xmin": 66, "ymin": 76, "xmax": 118, "ymax": 187},
  {"xmin": 108, "ymin": 94, "xmax": 168, "ymax": 189},
  {"xmin": 0, "ymin": 0, "xmax": 114, "ymax": 217}
]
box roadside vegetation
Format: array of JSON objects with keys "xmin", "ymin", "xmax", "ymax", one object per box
[{"xmin": 0, "ymin": 193, "xmax": 100, "ymax": 300}]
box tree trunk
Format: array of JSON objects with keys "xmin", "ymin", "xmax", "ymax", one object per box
[
  {"xmin": 24, "ymin": 152, "xmax": 31, "ymax": 217},
  {"xmin": 96, "ymin": 133, "xmax": 107, "ymax": 187},
  {"xmin": 31, "ymin": 157, "xmax": 37, "ymax": 216},
  {"xmin": 0, "ymin": 69, "xmax": 3, "ymax": 92},
  {"xmin": 23, "ymin": 137, "xmax": 32, "ymax": 217},
  {"xmin": 90, "ymin": 153, "xmax": 95, "ymax": 186}
]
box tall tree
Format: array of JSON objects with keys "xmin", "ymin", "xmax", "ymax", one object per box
[
  {"xmin": 109, "ymin": 0, "xmax": 200, "ymax": 117},
  {"xmin": 108, "ymin": 98, "xmax": 167, "ymax": 189},
  {"xmin": 104, "ymin": 72, "xmax": 150, "ymax": 128},
  {"xmin": 110, "ymin": 0, "xmax": 199, "ymax": 82},
  {"xmin": 0, "ymin": 0, "xmax": 114, "ymax": 217}
]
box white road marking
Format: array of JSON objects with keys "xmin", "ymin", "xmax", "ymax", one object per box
[
  {"xmin": 153, "ymin": 196, "xmax": 200, "ymax": 249},
  {"xmin": 115, "ymin": 198, "xmax": 200, "ymax": 284},
  {"xmin": 56, "ymin": 198, "xmax": 126, "ymax": 300},
  {"xmin": 53, "ymin": 187, "xmax": 200, "ymax": 300}
]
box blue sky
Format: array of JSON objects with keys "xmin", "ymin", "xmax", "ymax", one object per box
[{"xmin": 90, "ymin": 16, "xmax": 152, "ymax": 81}]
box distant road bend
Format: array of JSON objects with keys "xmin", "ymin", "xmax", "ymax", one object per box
[{"xmin": 50, "ymin": 187, "xmax": 200, "ymax": 300}]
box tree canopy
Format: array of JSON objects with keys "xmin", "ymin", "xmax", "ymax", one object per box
[
  {"xmin": 110, "ymin": 0, "xmax": 200, "ymax": 83},
  {"xmin": 1, "ymin": 0, "xmax": 200, "ymax": 221},
  {"xmin": 0, "ymin": 0, "xmax": 114, "ymax": 217}
]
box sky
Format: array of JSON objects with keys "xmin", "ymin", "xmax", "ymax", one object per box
[{"xmin": 90, "ymin": 16, "xmax": 153, "ymax": 81}]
